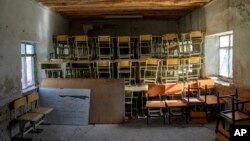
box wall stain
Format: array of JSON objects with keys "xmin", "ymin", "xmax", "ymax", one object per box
[
  {"xmin": 3, "ymin": 76, "xmax": 14, "ymax": 94},
  {"xmin": 234, "ymin": 60, "xmax": 243, "ymax": 87},
  {"xmin": 59, "ymin": 95, "xmax": 89, "ymax": 100},
  {"xmin": 235, "ymin": 0, "xmax": 250, "ymax": 22}
]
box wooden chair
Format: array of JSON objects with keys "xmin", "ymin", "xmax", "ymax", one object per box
[
  {"xmin": 139, "ymin": 35, "xmax": 153, "ymax": 58},
  {"xmin": 197, "ymin": 79, "xmax": 222, "ymax": 119},
  {"xmin": 183, "ymin": 82, "xmax": 207, "ymax": 124},
  {"xmin": 198, "ymin": 79, "xmax": 215, "ymax": 95},
  {"xmin": 70, "ymin": 61, "xmax": 92, "ymax": 78},
  {"xmin": 117, "ymin": 36, "xmax": 133, "ymax": 59},
  {"xmin": 161, "ymin": 33, "xmax": 180, "ymax": 58},
  {"xmin": 95, "ymin": 60, "xmax": 112, "ymax": 78},
  {"xmin": 42, "ymin": 60, "xmax": 65, "ymax": 78},
  {"xmin": 163, "ymin": 83, "xmax": 188, "ymax": 124},
  {"xmin": 55, "ymin": 35, "xmax": 71, "ymax": 59},
  {"xmin": 13, "ymin": 97, "xmax": 44, "ymax": 138},
  {"xmin": 117, "ymin": 60, "xmax": 133, "ymax": 85},
  {"xmin": 138, "ymin": 56, "xmax": 152, "ymax": 83},
  {"xmin": 161, "ymin": 58, "xmax": 180, "ymax": 83},
  {"xmin": 216, "ymin": 90, "xmax": 250, "ymax": 140},
  {"xmin": 185, "ymin": 57, "xmax": 202, "ymax": 81},
  {"xmin": 143, "ymin": 58, "xmax": 160, "ymax": 83},
  {"xmin": 97, "ymin": 35, "xmax": 113, "ymax": 59},
  {"xmin": 146, "ymin": 83, "xmax": 165, "ymax": 124},
  {"xmin": 74, "ymin": 35, "xmax": 91, "ymax": 60},
  {"xmin": 189, "ymin": 31, "xmax": 203, "ymax": 56},
  {"xmin": 125, "ymin": 91, "xmax": 134, "ymax": 118}
]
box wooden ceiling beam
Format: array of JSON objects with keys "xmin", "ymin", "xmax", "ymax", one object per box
[
  {"xmin": 39, "ymin": 0, "xmax": 210, "ymax": 5},
  {"xmin": 52, "ymin": 5, "xmax": 198, "ymax": 12},
  {"xmin": 37, "ymin": 0, "xmax": 212, "ymax": 19},
  {"xmin": 60, "ymin": 10, "xmax": 189, "ymax": 16}
]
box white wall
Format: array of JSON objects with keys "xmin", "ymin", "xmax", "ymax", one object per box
[
  {"xmin": 0, "ymin": 0, "xmax": 68, "ymax": 140},
  {"xmin": 179, "ymin": 0, "xmax": 250, "ymax": 88}
]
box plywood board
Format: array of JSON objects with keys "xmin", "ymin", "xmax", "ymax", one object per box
[
  {"xmin": 40, "ymin": 78, "xmax": 125, "ymax": 124},
  {"xmin": 39, "ymin": 88, "xmax": 90, "ymax": 125}
]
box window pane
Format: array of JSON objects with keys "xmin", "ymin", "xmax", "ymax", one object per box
[
  {"xmin": 26, "ymin": 57, "xmax": 34, "ymax": 86},
  {"xmin": 229, "ymin": 48, "xmax": 233, "ymax": 78},
  {"xmin": 230, "ymin": 35, "xmax": 233, "ymax": 47},
  {"xmin": 220, "ymin": 49, "xmax": 229, "ymax": 77},
  {"xmin": 26, "ymin": 44, "xmax": 34, "ymax": 54},
  {"xmin": 220, "ymin": 36, "xmax": 229, "ymax": 47},
  {"xmin": 21, "ymin": 44, "xmax": 25, "ymax": 54},
  {"xmin": 21, "ymin": 57, "xmax": 26, "ymax": 89}
]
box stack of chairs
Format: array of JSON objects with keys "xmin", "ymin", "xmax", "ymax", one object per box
[{"xmin": 49, "ymin": 31, "xmax": 204, "ymax": 83}]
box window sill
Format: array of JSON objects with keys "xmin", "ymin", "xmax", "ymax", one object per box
[
  {"xmin": 22, "ymin": 86, "xmax": 38, "ymax": 96},
  {"xmin": 209, "ymin": 76, "xmax": 232, "ymax": 86}
]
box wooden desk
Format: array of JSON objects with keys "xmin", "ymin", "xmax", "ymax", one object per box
[{"xmin": 40, "ymin": 61, "xmax": 69, "ymax": 78}]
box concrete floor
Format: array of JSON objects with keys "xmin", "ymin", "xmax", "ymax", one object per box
[{"xmin": 25, "ymin": 118, "xmax": 217, "ymax": 141}]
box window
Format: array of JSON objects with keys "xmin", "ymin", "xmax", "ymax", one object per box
[
  {"xmin": 219, "ymin": 34, "xmax": 233, "ymax": 78},
  {"xmin": 21, "ymin": 42, "xmax": 36, "ymax": 89}
]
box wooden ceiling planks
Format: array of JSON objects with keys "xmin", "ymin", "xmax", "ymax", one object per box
[{"xmin": 38, "ymin": 0, "xmax": 212, "ymax": 20}]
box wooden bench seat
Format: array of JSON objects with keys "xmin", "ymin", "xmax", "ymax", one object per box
[
  {"xmin": 18, "ymin": 112, "xmax": 43, "ymax": 122},
  {"xmin": 27, "ymin": 92, "xmax": 53, "ymax": 116},
  {"xmin": 31, "ymin": 107, "xmax": 53, "ymax": 115},
  {"xmin": 14, "ymin": 97, "xmax": 44, "ymax": 138}
]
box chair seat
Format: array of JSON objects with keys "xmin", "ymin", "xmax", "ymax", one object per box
[
  {"xmin": 183, "ymin": 97, "xmax": 202, "ymax": 104},
  {"xmin": 18, "ymin": 113, "xmax": 43, "ymax": 122},
  {"xmin": 31, "ymin": 107, "xmax": 53, "ymax": 115},
  {"xmin": 165, "ymin": 100, "xmax": 187, "ymax": 108},
  {"xmin": 146, "ymin": 101, "xmax": 165, "ymax": 108},
  {"xmin": 222, "ymin": 111, "xmax": 250, "ymax": 121},
  {"xmin": 199, "ymin": 95, "xmax": 225, "ymax": 105}
]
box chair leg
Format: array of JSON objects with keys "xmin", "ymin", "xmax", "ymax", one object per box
[
  {"xmin": 168, "ymin": 108, "xmax": 171, "ymax": 124},
  {"xmin": 185, "ymin": 107, "xmax": 188, "ymax": 124},
  {"xmin": 163, "ymin": 108, "xmax": 166, "ymax": 124},
  {"xmin": 215, "ymin": 116, "xmax": 220, "ymax": 133},
  {"xmin": 147, "ymin": 108, "xmax": 149, "ymax": 124}
]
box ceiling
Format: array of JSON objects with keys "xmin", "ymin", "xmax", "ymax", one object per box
[{"xmin": 38, "ymin": 0, "xmax": 212, "ymax": 20}]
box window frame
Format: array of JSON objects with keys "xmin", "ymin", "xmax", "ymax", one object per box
[
  {"xmin": 219, "ymin": 34, "xmax": 233, "ymax": 79},
  {"xmin": 21, "ymin": 42, "xmax": 37, "ymax": 90}
]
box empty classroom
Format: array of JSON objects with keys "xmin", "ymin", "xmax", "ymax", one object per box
[{"xmin": 0, "ymin": 0, "xmax": 250, "ymax": 141}]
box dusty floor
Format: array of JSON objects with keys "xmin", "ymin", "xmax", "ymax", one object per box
[{"xmin": 25, "ymin": 118, "xmax": 217, "ymax": 141}]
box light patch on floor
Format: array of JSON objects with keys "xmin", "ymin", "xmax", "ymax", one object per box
[{"xmin": 26, "ymin": 119, "xmax": 216, "ymax": 141}]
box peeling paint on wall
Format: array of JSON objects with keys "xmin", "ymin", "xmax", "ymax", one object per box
[
  {"xmin": 235, "ymin": 0, "xmax": 250, "ymax": 19},
  {"xmin": 234, "ymin": 60, "xmax": 243, "ymax": 86}
]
